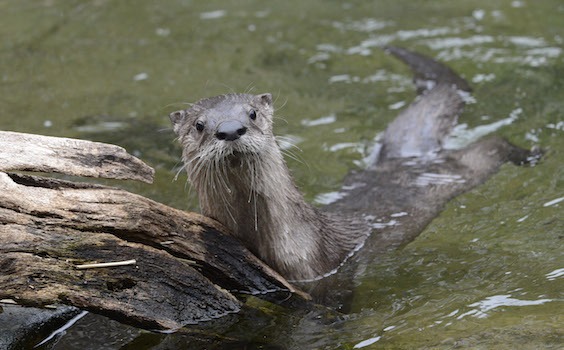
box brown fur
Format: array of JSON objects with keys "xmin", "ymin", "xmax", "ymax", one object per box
[{"xmin": 170, "ymin": 93, "xmax": 368, "ymax": 281}]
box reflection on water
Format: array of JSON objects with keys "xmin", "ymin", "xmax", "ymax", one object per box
[
  {"xmin": 1, "ymin": 0, "xmax": 562, "ymax": 348},
  {"xmin": 443, "ymin": 108, "xmax": 520, "ymax": 149},
  {"xmin": 543, "ymin": 197, "xmax": 564, "ymax": 208},
  {"xmin": 545, "ymin": 268, "xmax": 564, "ymax": 281},
  {"xmin": 353, "ymin": 335, "xmax": 381, "ymax": 348},
  {"xmin": 455, "ymin": 294, "xmax": 554, "ymax": 320},
  {"xmin": 35, "ymin": 311, "xmax": 89, "ymax": 348}
]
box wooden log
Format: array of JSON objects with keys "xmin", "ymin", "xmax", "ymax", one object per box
[
  {"xmin": 0, "ymin": 132, "xmax": 308, "ymax": 330},
  {"xmin": 0, "ymin": 131, "xmax": 154, "ymax": 183}
]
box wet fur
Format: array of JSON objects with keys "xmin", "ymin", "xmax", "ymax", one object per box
[{"xmin": 170, "ymin": 94, "xmax": 368, "ymax": 281}]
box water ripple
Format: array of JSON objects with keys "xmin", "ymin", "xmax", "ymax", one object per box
[
  {"xmin": 545, "ymin": 268, "xmax": 564, "ymax": 281},
  {"xmin": 455, "ymin": 294, "xmax": 553, "ymax": 320}
]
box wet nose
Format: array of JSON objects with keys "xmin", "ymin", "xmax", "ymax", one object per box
[{"xmin": 215, "ymin": 120, "xmax": 247, "ymax": 141}]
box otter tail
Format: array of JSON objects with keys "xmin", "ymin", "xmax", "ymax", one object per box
[
  {"xmin": 378, "ymin": 46, "xmax": 470, "ymax": 160},
  {"xmin": 384, "ymin": 46, "xmax": 472, "ymax": 93}
]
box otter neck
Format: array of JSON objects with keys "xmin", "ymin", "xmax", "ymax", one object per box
[{"xmin": 196, "ymin": 144, "xmax": 326, "ymax": 280}]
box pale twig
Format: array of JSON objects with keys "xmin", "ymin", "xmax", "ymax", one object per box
[
  {"xmin": 75, "ymin": 259, "xmax": 137, "ymax": 269},
  {"xmin": 0, "ymin": 299, "xmax": 17, "ymax": 304}
]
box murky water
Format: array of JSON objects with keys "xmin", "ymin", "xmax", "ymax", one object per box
[{"xmin": 1, "ymin": 0, "xmax": 562, "ymax": 348}]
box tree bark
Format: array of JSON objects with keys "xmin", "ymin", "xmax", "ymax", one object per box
[{"xmin": 0, "ymin": 131, "xmax": 307, "ymax": 331}]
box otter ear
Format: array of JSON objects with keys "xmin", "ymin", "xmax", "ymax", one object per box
[
  {"xmin": 169, "ymin": 110, "xmax": 187, "ymax": 135},
  {"xmin": 257, "ymin": 93, "xmax": 273, "ymax": 107}
]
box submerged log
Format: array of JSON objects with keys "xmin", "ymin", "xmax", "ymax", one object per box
[{"xmin": 0, "ymin": 131, "xmax": 308, "ymax": 331}]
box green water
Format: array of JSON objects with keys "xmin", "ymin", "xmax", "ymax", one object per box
[{"xmin": 1, "ymin": 0, "xmax": 562, "ymax": 348}]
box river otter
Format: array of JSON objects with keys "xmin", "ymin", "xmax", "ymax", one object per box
[
  {"xmin": 170, "ymin": 47, "xmax": 539, "ymax": 283},
  {"xmin": 169, "ymin": 93, "xmax": 369, "ymax": 281}
]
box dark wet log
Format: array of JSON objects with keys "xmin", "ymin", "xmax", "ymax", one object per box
[
  {"xmin": 0, "ymin": 304, "xmax": 80, "ymax": 350},
  {"xmin": 0, "ymin": 131, "xmax": 308, "ymax": 330}
]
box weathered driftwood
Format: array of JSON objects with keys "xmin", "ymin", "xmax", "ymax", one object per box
[
  {"xmin": 0, "ymin": 131, "xmax": 154, "ymax": 183},
  {"xmin": 0, "ymin": 131, "xmax": 307, "ymax": 330}
]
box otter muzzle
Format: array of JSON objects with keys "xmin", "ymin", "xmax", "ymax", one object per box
[{"xmin": 215, "ymin": 120, "xmax": 247, "ymax": 141}]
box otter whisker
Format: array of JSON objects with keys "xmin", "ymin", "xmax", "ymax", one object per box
[
  {"xmin": 250, "ymin": 158, "xmax": 259, "ymax": 232},
  {"xmin": 213, "ymin": 153, "xmax": 236, "ymax": 226},
  {"xmin": 273, "ymin": 116, "xmax": 290, "ymax": 125},
  {"xmin": 272, "ymin": 92, "xmax": 287, "ymax": 112},
  {"xmin": 243, "ymin": 83, "xmax": 256, "ymax": 95},
  {"xmin": 173, "ymin": 162, "xmax": 186, "ymax": 181},
  {"xmin": 281, "ymin": 149, "xmax": 310, "ymax": 169}
]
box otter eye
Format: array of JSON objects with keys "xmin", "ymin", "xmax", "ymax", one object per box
[
  {"xmin": 195, "ymin": 120, "xmax": 205, "ymax": 132},
  {"xmin": 249, "ymin": 109, "xmax": 257, "ymax": 120}
]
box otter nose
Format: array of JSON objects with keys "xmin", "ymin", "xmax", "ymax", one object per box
[{"xmin": 215, "ymin": 120, "xmax": 247, "ymax": 141}]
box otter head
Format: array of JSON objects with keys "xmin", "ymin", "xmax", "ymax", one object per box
[
  {"xmin": 169, "ymin": 93, "xmax": 278, "ymax": 209},
  {"xmin": 170, "ymin": 92, "xmax": 274, "ymax": 160}
]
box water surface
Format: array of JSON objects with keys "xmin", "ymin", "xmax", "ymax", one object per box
[{"xmin": 0, "ymin": 0, "xmax": 562, "ymax": 348}]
